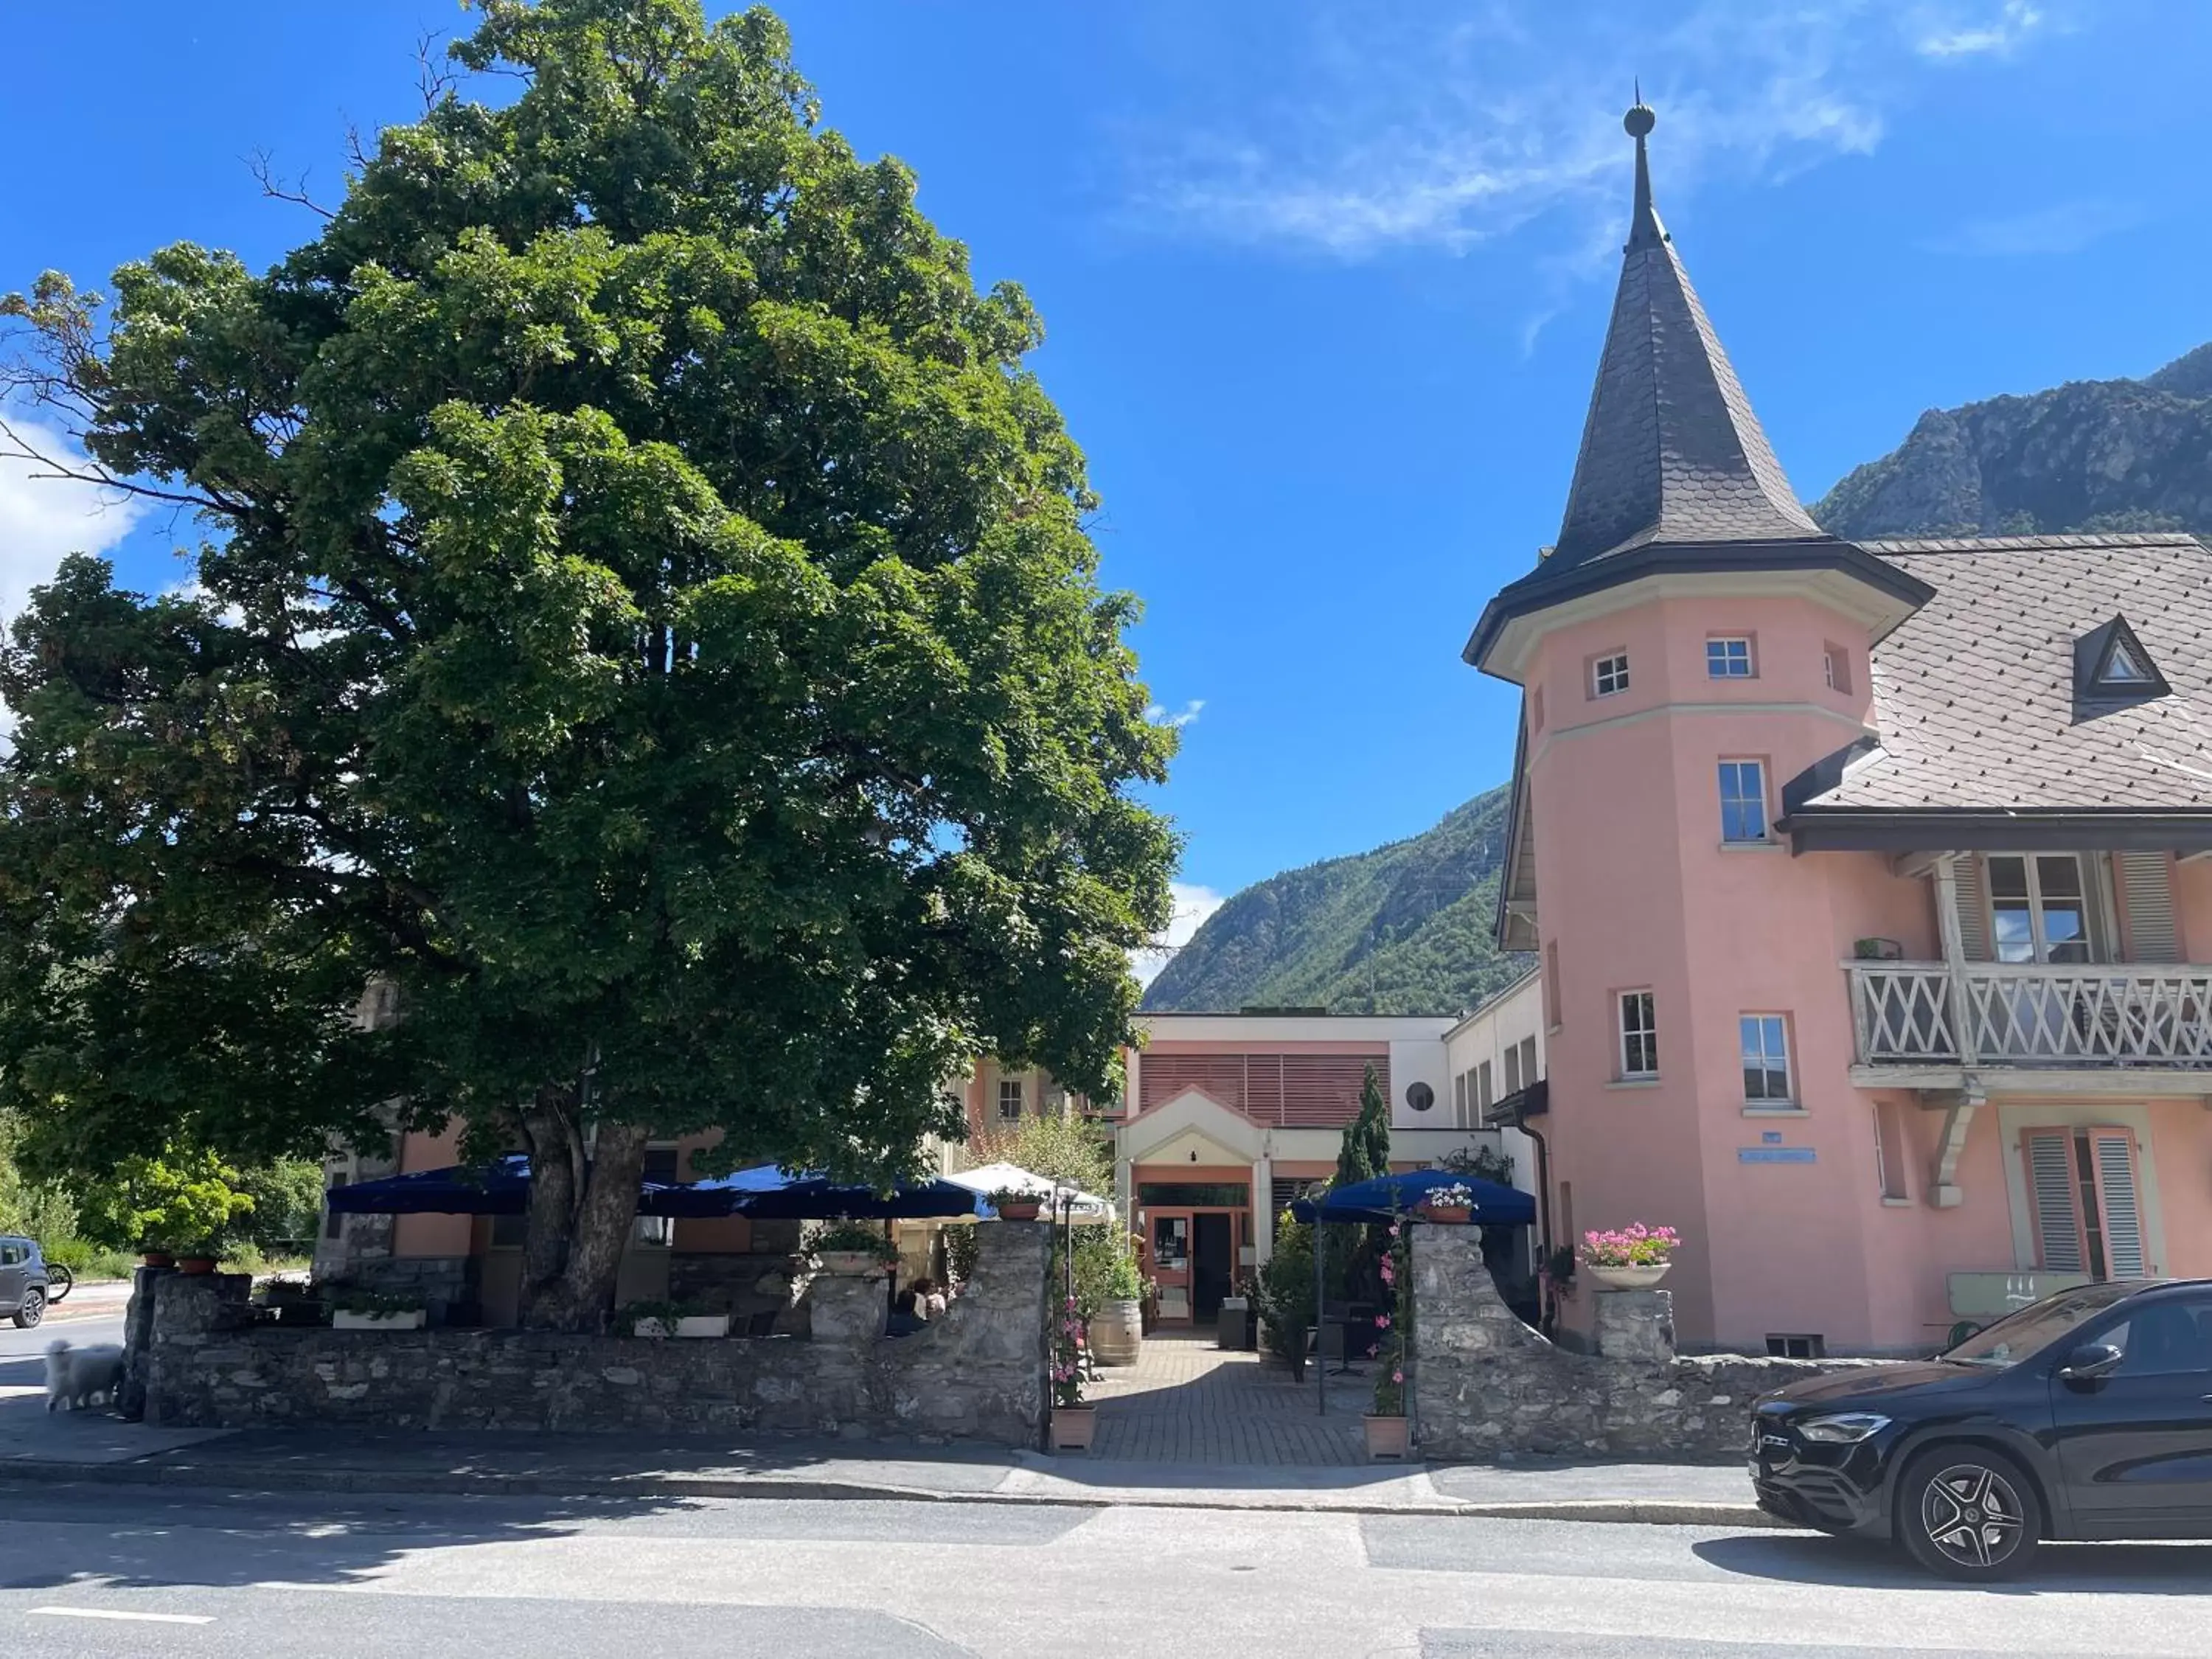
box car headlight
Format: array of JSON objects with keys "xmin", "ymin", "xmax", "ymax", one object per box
[{"xmin": 1797, "ymin": 1412, "xmax": 1891, "ymax": 1444}]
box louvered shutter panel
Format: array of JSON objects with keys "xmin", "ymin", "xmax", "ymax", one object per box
[
  {"xmin": 2024, "ymin": 1130, "xmax": 2086, "ymax": 1273},
  {"xmin": 2089, "ymin": 1130, "xmax": 2149, "ymax": 1277},
  {"xmin": 1954, "ymin": 855, "xmax": 1993, "ymax": 962},
  {"xmin": 2117, "ymin": 852, "xmax": 2180, "ymax": 961}
]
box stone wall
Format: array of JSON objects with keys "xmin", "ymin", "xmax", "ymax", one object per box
[
  {"xmin": 136, "ymin": 1222, "xmax": 1050, "ymax": 1447},
  {"xmin": 327, "ymin": 1254, "xmax": 476, "ymax": 1324},
  {"xmin": 1413, "ymin": 1228, "xmax": 1893, "ymax": 1461}
]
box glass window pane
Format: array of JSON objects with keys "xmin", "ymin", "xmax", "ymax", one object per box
[
  {"xmin": 1992, "ymin": 906, "xmax": 2036, "ymax": 963},
  {"xmin": 1987, "ymin": 856, "xmax": 2028, "ymax": 900},
  {"xmin": 2037, "ymin": 856, "xmax": 2084, "ymax": 898}
]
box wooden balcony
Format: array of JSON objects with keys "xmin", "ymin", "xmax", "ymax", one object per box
[{"xmin": 1848, "ymin": 960, "xmax": 2212, "ymax": 1085}]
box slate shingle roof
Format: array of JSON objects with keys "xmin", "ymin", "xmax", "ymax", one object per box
[
  {"xmin": 1800, "ymin": 533, "xmax": 2212, "ymax": 813},
  {"xmin": 1547, "ymin": 133, "xmax": 1821, "ymax": 568}
]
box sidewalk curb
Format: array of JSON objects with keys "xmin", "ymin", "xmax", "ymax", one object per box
[{"xmin": 0, "ymin": 1455, "xmax": 1784, "ymax": 1526}]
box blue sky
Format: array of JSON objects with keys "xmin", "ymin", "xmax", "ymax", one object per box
[{"xmin": 6, "ymin": 1, "xmax": 2211, "ymax": 969}]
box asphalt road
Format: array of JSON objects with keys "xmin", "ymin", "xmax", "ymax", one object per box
[
  {"xmin": 1, "ymin": 1313, "xmax": 127, "ymax": 1360},
  {"xmin": 0, "ymin": 1484, "xmax": 2206, "ymax": 1657}
]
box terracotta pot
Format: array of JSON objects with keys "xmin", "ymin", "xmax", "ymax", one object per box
[
  {"xmin": 175, "ymin": 1256, "xmax": 219, "ymax": 1276},
  {"xmin": 1422, "ymin": 1206, "xmax": 1472, "ymax": 1225},
  {"xmin": 1584, "ymin": 1262, "xmax": 1672, "ymax": 1290},
  {"xmin": 995, "ymin": 1201, "xmax": 1042, "ymax": 1222},
  {"xmin": 140, "ymin": 1251, "xmax": 174, "ymax": 1269},
  {"xmin": 1050, "ymin": 1405, "xmax": 1096, "ymax": 1452},
  {"xmin": 1363, "ymin": 1413, "xmax": 1411, "ymax": 1460}
]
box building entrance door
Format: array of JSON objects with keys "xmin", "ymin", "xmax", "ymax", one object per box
[
  {"xmin": 1149, "ymin": 1212, "xmax": 1193, "ymax": 1324},
  {"xmin": 1192, "ymin": 1213, "xmax": 1234, "ymax": 1325}
]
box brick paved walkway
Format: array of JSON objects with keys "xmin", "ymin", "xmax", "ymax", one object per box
[{"xmin": 1084, "ymin": 1329, "xmax": 1373, "ymax": 1464}]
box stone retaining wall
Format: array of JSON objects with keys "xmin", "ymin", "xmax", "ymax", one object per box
[
  {"xmin": 137, "ymin": 1223, "xmax": 1049, "ymax": 1447},
  {"xmin": 1413, "ymin": 1228, "xmax": 1892, "ymax": 1461}
]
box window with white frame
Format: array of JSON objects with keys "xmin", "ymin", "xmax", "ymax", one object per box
[
  {"xmin": 1706, "ymin": 636, "xmax": 1754, "ymax": 678},
  {"xmin": 1740, "ymin": 1015, "xmax": 1792, "ymax": 1103},
  {"xmin": 997, "ymin": 1077, "xmax": 1025, "ymax": 1121},
  {"xmin": 1592, "ymin": 653, "xmax": 1630, "ymax": 698},
  {"xmin": 2024, "ymin": 1126, "xmax": 2146, "ymax": 1279},
  {"xmin": 1618, "ymin": 992, "xmax": 1658, "ymax": 1078},
  {"xmin": 1476, "ymin": 1061, "xmax": 1493, "ymax": 1111},
  {"xmin": 1717, "ymin": 759, "xmax": 1769, "ymax": 843},
  {"xmin": 1503, "ymin": 1042, "xmax": 1523, "ymax": 1096},
  {"xmin": 1986, "ymin": 854, "xmax": 2093, "ymax": 964},
  {"xmin": 1453, "ymin": 1071, "xmax": 1470, "ymax": 1123}
]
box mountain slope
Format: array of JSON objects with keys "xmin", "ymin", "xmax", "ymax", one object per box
[
  {"xmin": 1141, "ymin": 786, "xmax": 1528, "ymax": 1016},
  {"xmin": 1812, "ymin": 343, "xmax": 2212, "ymax": 540}
]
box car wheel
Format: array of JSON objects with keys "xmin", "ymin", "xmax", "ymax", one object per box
[
  {"xmin": 1897, "ymin": 1447, "xmax": 2042, "ymax": 1581},
  {"xmin": 11, "ymin": 1287, "xmax": 44, "ymax": 1329}
]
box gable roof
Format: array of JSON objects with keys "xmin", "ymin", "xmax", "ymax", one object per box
[
  {"xmin": 1784, "ymin": 532, "xmax": 2212, "ymax": 836},
  {"xmin": 1545, "ymin": 104, "xmax": 1823, "ymax": 570}
]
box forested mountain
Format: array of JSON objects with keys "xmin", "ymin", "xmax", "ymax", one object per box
[
  {"xmin": 1812, "ymin": 343, "xmax": 2212, "ymax": 540},
  {"xmin": 1140, "ymin": 786, "xmax": 1528, "ymax": 1016}
]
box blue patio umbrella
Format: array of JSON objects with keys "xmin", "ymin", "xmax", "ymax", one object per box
[
  {"xmin": 645, "ymin": 1165, "xmax": 988, "ymax": 1221},
  {"xmin": 327, "ymin": 1154, "xmax": 689, "ymax": 1217},
  {"xmin": 1290, "ymin": 1169, "xmax": 1534, "ymax": 1226}
]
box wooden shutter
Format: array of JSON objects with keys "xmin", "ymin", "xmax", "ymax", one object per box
[
  {"xmin": 2089, "ymin": 1129, "xmax": 2148, "ymax": 1277},
  {"xmin": 2117, "ymin": 852, "xmax": 2180, "ymax": 961},
  {"xmin": 2023, "ymin": 1129, "xmax": 2086, "ymax": 1273},
  {"xmin": 1955, "ymin": 855, "xmax": 1993, "ymax": 962}
]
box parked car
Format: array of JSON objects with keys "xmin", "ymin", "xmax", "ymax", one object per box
[
  {"xmin": 1752, "ymin": 1279, "xmax": 2212, "ymax": 1579},
  {"xmin": 0, "ymin": 1235, "xmax": 54, "ymax": 1328}
]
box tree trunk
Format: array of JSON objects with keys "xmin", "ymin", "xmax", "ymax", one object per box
[{"xmin": 517, "ymin": 1102, "xmax": 651, "ymax": 1333}]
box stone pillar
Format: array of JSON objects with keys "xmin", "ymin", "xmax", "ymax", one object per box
[
  {"xmin": 1252, "ymin": 1155, "xmax": 1274, "ymax": 1264},
  {"xmin": 116, "ymin": 1264, "xmax": 172, "ymax": 1421},
  {"xmin": 142, "ymin": 1272, "xmax": 253, "ymax": 1426},
  {"xmin": 807, "ymin": 1274, "xmax": 890, "ymax": 1347},
  {"xmin": 1592, "ymin": 1289, "xmax": 1676, "ymax": 1363}
]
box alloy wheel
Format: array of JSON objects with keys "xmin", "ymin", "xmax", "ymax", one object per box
[
  {"xmin": 13, "ymin": 1288, "xmax": 44, "ymax": 1329},
  {"xmin": 1919, "ymin": 1461, "xmax": 2025, "ymax": 1571}
]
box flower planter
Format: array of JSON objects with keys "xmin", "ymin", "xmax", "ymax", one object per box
[
  {"xmin": 140, "ymin": 1251, "xmax": 174, "ymax": 1269},
  {"xmin": 1421, "ymin": 1206, "xmax": 1472, "ymax": 1225},
  {"xmin": 633, "ymin": 1314, "xmax": 731, "ymax": 1340},
  {"xmin": 333, "ymin": 1309, "xmax": 426, "ymax": 1331},
  {"xmin": 1363, "ymin": 1413, "xmax": 1411, "ymax": 1460},
  {"xmin": 175, "ymin": 1256, "xmax": 219, "ymax": 1276},
  {"xmin": 815, "ymin": 1251, "xmax": 891, "ymax": 1276},
  {"xmin": 1585, "ymin": 1262, "xmax": 1671, "ymax": 1291},
  {"xmin": 995, "ymin": 1202, "xmax": 1042, "ymax": 1222},
  {"xmin": 1050, "ymin": 1405, "xmax": 1096, "ymax": 1452},
  {"xmin": 1090, "ymin": 1298, "xmax": 1144, "ymax": 1366}
]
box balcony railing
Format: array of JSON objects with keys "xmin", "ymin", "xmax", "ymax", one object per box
[{"xmin": 1849, "ymin": 961, "xmax": 2212, "ymax": 1070}]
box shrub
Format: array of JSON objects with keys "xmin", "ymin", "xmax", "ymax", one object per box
[
  {"xmin": 813, "ymin": 1221, "xmax": 897, "ymax": 1259},
  {"xmin": 325, "ymin": 1285, "xmax": 426, "ymax": 1316},
  {"xmin": 619, "ymin": 1298, "xmax": 714, "ymax": 1335}
]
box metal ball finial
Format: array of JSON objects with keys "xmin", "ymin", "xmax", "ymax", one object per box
[{"xmin": 1624, "ymin": 100, "xmax": 1656, "ymax": 139}]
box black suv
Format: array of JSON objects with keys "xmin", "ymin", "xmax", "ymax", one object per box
[
  {"xmin": 1753, "ymin": 1279, "xmax": 2212, "ymax": 1579},
  {"xmin": 0, "ymin": 1235, "xmax": 53, "ymax": 1328}
]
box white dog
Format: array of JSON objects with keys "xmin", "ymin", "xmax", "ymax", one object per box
[{"xmin": 44, "ymin": 1339, "xmax": 125, "ymax": 1413}]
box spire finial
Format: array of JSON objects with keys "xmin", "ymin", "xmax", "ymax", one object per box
[{"xmin": 1624, "ymin": 91, "xmax": 1663, "ymax": 248}]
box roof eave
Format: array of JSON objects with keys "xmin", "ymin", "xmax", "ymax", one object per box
[{"xmin": 1781, "ymin": 807, "xmax": 2212, "ymax": 855}]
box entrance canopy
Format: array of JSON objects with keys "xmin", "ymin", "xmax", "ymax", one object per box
[
  {"xmin": 1290, "ymin": 1170, "xmax": 1534, "ymax": 1226},
  {"xmin": 945, "ymin": 1162, "xmax": 1114, "ymax": 1223}
]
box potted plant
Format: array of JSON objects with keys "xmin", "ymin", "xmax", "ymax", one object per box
[
  {"xmin": 1048, "ymin": 1294, "xmax": 1096, "ymax": 1451},
  {"xmin": 329, "ymin": 1286, "xmax": 429, "ymax": 1330},
  {"xmin": 813, "ymin": 1222, "xmax": 898, "ymax": 1276},
  {"xmin": 988, "ymin": 1185, "xmax": 1043, "ymax": 1222},
  {"xmin": 621, "ymin": 1298, "xmax": 731, "ymax": 1339},
  {"xmin": 1089, "ymin": 1248, "xmax": 1145, "ymax": 1366},
  {"xmin": 1419, "ymin": 1180, "xmax": 1478, "ymax": 1225},
  {"xmin": 259, "ymin": 1280, "xmax": 327, "ymax": 1327},
  {"xmin": 173, "ymin": 1237, "xmax": 223, "ymax": 1276},
  {"xmin": 1579, "ymin": 1223, "xmax": 1681, "ymax": 1290},
  {"xmin": 1364, "ymin": 1217, "xmax": 1412, "ymax": 1459}
]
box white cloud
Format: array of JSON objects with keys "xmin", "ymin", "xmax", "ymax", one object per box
[
  {"xmin": 1119, "ymin": 1, "xmax": 2056, "ymax": 264},
  {"xmin": 1145, "ymin": 698, "xmax": 1206, "ymax": 730},
  {"xmin": 1915, "ymin": 0, "xmax": 2045, "ymax": 58},
  {"xmin": 1927, "ymin": 199, "xmax": 2142, "ymax": 257},
  {"xmin": 0, "ymin": 416, "xmax": 147, "ymax": 734},
  {"xmin": 1130, "ymin": 880, "xmax": 1225, "ymax": 988}
]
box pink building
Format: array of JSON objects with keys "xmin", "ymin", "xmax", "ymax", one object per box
[{"xmin": 1464, "ymin": 102, "xmax": 2212, "ymax": 1357}]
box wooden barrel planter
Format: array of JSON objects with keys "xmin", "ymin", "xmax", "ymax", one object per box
[{"xmin": 1090, "ymin": 1298, "xmax": 1143, "ymax": 1366}]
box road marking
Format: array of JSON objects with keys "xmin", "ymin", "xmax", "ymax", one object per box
[{"xmin": 30, "ymin": 1607, "xmax": 215, "ymax": 1625}]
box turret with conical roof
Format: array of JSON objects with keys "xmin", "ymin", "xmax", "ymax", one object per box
[{"xmin": 1464, "ymin": 102, "xmax": 1929, "ymax": 679}]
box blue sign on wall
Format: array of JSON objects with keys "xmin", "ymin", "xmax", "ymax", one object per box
[
  {"xmin": 1738, "ymin": 1147, "xmax": 1818, "ymax": 1164},
  {"xmin": 1760, "ymin": 1131, "xmax": 1784, "ymax": 1144}
]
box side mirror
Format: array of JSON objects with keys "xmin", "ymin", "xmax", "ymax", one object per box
[{"xmin": 2057, "ymin": 1341, "xmax": 2125, "ymax": 1382}]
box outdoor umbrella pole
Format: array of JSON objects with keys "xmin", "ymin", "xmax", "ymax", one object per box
[{"xmin": 1314, "ymin": 1220, "xmax": 1326, "ymax": 1416}]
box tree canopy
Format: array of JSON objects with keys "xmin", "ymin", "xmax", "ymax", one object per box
[
  {"xmin": 0, "ymin": 0, "xmax": 1177, "ymax": 1326},
  {"xmin": 1335, "ymin": 1065, "xmax": 1391, "ymax": 1189}
]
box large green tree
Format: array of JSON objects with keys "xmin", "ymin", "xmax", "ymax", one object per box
[
  {"xmin": 0, "ymin": 0, "xmax": 1176, "ymax": 1328},
  {"xmin": 1335, "ymin": 1064, "xmax": 1391, "ymax": 1189}
]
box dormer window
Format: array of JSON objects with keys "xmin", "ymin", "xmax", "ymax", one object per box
[{"xmin": 2074, "ymin": 615, "xmax": 2170, "ymax": 701}]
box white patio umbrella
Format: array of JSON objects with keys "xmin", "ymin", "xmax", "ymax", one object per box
[{"xmin": 945, "ymin": 1161, "xmax": 1115, "ymax": 1223}]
